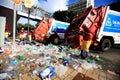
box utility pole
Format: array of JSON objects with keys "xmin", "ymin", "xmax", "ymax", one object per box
[
  {"xmin": 24, "ymin": 0, "xmax": 33, "ymax": 32},
  {"xmin": 28, "ymin": 8, "xmax": 30, "ymax": 32},
  {"xmin": 13, "ymin": 0, "xmax": 17, "ymax": 43},
  {"xmin": 11, "ymin": 0, "xmax": 21, "ymax": 43}
]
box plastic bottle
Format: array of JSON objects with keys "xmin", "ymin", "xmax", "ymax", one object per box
[
  {"xmin": 0, "ymin": 72, "xmax": 11, "ymax": 79},
  {"xmin": 73, "ymin": 63, "xmax": 79, "ymax": 69},
  {"xmin": 86, "ymin": 58, "xmax": 93, "ymax": 63},
  {"xmin": 10, "ymin": 60, "xmax": 18, "ymax": 66},
  {"xmin": 16, "ymin": 55, "xmax": 24, "ymax": 61},
  {"xmin": 63, "ymin": 60, "xmax": 68, "ymax": 66},
  {"xmin": 0, "ymin": 47, "xmax": 3, "ymax": 54},
  {"xmin": 4, "ymin": 65, "xmax": 14, "ymax": 72},
  {"xmin": 48, "ymin": 71, "xmax": 55, "ymax": 78},
  {"xmin": 39, "ymin": 66, "xmax": 54, "ymax": 79},
  {"xmin": 95, "ymin": 56, "xmax": 103, "ymax": 62}
]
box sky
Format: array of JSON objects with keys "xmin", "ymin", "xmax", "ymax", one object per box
[
  {"xmin": 0, "ymin": 0, "xmax": 119, "ymax": 13},
  {"xmin": 94, "ymin": 0, "xmax": 119, "ymax": 7},
  {"xmin": 34, "ymin": 0, "xmax": 120, "ymax": 13},
  {"xmin": 17, "ymin": 17, "xmax": 37, "ymax": 26},
  {"xmin": 68, "ymin": 0, "xmax": 120, "ymax": 6},
  {"xmin": 31, "ymin": 0, "xmax": 69, "ymax": 13},
  {"xmin": 0, "ymin": 0, "xmax": 119, "ymax": 26}
]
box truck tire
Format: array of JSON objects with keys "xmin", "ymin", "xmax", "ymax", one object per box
[
  {"xmin": 100, "ymin": 39, "xmax": 111, "ymax": 51},
  {"xmin": 49, "ymin": 34, "xmax": 60, "ymax": 45}
]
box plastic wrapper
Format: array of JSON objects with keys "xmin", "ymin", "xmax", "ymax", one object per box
[{"xmin": 55, "ymin": 64, "xmax": 68, "ymax": 76}]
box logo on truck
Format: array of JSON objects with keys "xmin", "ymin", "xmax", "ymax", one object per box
[
  {"xmin": 105, "ymin": 18, "xmax": 112, "ymax": 26},
  {"xmin": 103, "ymin": 14, "xmax": 120, "ymax": 33}
]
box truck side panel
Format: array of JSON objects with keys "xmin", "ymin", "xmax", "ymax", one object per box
[
  {"xmin": 34, "ymin": 19, "xmax": 53, "ymax": 41},
  {"xmin": 34, "ymin": 19, "xmax": 69, "ymax": 41},
  {"xmin": 48, "ymin": 20, "xmax": 69, "ymax": 39},
  {"xmin": 103, "ymin": 14, "xmax": 120, "ymax": 33},
  {"xmin": 97, "ymin": 9, "xmax": 120, "ymax": 44}
]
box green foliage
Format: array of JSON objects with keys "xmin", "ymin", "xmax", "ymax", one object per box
[
  {"xmin": 24, "ymin": 23, "xmax": 35, "ymax": 30},
  {"xmin": 52, "ymin": 10, "xmax": 83, "ymax": 23},
  {"xmin": 17, "ymin": 23, "xmax": 35, "ymax": 31},
  {"xmin": 52, "ymin": 10, "xmax": 68, "ymax": 22},
  {"xmin": 17, "ymin": 23, "xmax": 23, "ymax": 31}
]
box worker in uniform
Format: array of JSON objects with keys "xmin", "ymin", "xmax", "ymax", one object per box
[
  {"xmin": 19, "ymin": 27, "xmax": 25, "ymax": 41},
  {"xmin": 48, "ymin": 29, "xmax": 60, "ymax": 45},
  {"xmin": 53, "ymin": 29, "xmax": 59, "ymax": 44},
  {"xmin": 4, "ymin": 24, "xmax": 9, "ymax": 42},
  {"xmin": 28, "ymin": 29, "xmax": 32, "ymax": 42},
  {"xmin": 80, "ymin": 24, "xmax": 92, "ymax": 59}
]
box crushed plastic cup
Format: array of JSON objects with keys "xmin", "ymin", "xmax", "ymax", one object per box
[
  {"xmin": 8, "ymin": 71, "xmax": 18, "ymax": 78},
  {"xmin": 16, "ymin": 55, "xmax": 24, "ymax": 60},
  {"xmin": 25, "ymin": 44, "xmax": 33, "ymax": 51},
  {"xmin": 73, "ymin": 63, "xmax": 79, "ymax": 69},
  {"xmin": 0, "ymin": 47, "xmax": 3, "ymax": 54},
  {"xmin": 26, "ymin": 47, "xmax": 33, "ymax": 51},
  {"xmin": 3, "ymin": 49, "xmax": 12, "ymax": 55},
  {"xmin": 32, "ymin": 68, "xmax": 41, "ymax": 76},
  {"xmin": 4, "ymin": 66, "xmax": 14, "ymax": 72},
  {"xmin": 69, "ymin": 57, "xmax": 73, "ymax": 62},
  {"xmin": 77, "ymin": 67, "xmax": 83, "ymax": 73},
  {"xmin": 81, "ymin": 61, "xmax": 93, "ymax": 70}
]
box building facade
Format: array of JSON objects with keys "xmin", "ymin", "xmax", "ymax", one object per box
[{"xmin": 68, "ymin": 0, "xmax": 94, "ymax": 11}]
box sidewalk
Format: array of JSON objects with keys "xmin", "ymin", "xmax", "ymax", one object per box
[
  {"xmin": 13, "ymin": 65, "xmax": 120, "ymax": 80},
  {"xmin": 49, "ymin": 68, "xmax": 119, "ymax": 80}
]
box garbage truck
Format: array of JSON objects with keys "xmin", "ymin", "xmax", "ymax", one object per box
[
  {"xmin": 34, "ymin": 18, "xmax": 69, "ymax": 44},
  {"xmin": 64, "ymin": 6, "xmax": 120, "ymax": 51}
]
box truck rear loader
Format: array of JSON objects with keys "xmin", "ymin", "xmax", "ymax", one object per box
[{"xmin": 64, "ymin": 6, "xmax": 120, "ymax": 51}]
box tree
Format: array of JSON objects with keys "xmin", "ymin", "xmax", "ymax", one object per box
[
  {"xmin": 52, "ymin": 10, "xmax": 83, "ymax": 23},
  {"xmin": 24, "ymin": 23, "xmax": 35, "ymax": 30},
  {"xmin": 17, "ymin": 23, "xmax": 23, "ymax": 31}
]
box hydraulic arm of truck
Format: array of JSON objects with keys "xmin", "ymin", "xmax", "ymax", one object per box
[{"xmin": 65, "ymin": 6, "xmax": 108, "ymax": 48}]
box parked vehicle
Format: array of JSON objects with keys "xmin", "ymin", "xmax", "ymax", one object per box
[
  {"xmin": 64, "ymin": 6, "xmax": 120, "ymax": 51},
  {"xmin": 34, "ymin": 18, "xmax": 69, "ymax": 44}
]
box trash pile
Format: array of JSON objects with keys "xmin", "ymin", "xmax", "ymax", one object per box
[{"xmin": 0, "ymin": 41, "xmax": 103, "ymax": 80}]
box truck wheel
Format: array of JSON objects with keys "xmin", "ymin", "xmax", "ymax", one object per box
[
  {"xmin": 100, "ymin": 39, "xmax": 111, "ymax": 51},
  {"xmin": 49, "ymin": 34, "xmax": 60, "ymax": 45}
]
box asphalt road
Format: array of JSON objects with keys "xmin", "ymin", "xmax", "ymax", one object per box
[{"xmin": 90, "ymin": 46, "xmax": 120, "ymax": 73}]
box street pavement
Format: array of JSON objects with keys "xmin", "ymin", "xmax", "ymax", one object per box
[{"xmin": 3, "ymin": 39, "xmax": 120, "ymax": 80}]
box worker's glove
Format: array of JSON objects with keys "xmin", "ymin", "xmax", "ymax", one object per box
[{"xmin": 78, "ymin": 31, "xmax": 83, "ymax": 35}]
